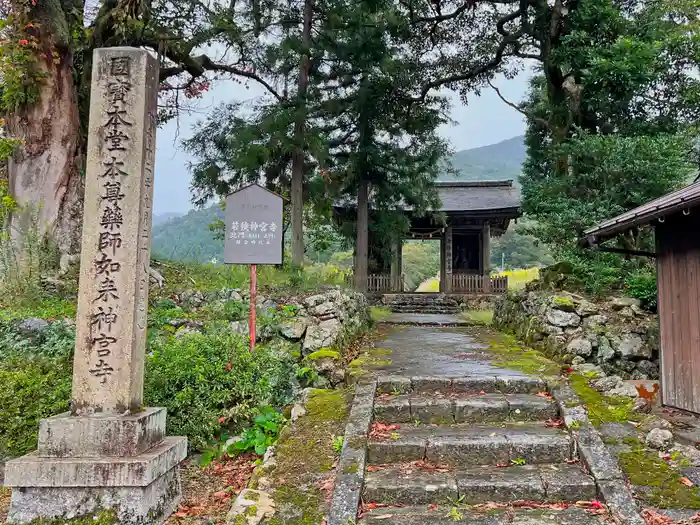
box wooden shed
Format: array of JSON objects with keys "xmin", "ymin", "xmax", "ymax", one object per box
[{"xmin": 582, "ymin": 181, "xmax": 700, "ymax": 414}]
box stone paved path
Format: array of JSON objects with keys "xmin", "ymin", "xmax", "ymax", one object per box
[{"xmin": 355, "ymin": 318, "xmax": 614, "ymax": 524}]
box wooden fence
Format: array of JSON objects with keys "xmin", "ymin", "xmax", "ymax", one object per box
[
  {"xmin": 344, "ymin": 274, "xmax": 404, "ymax": 292},
  {"xmin": 450, "ymin": 274, "xmax": 508, "ymax": 293}
]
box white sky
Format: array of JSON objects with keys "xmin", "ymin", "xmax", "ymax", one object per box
[{"xmin": 153, "ymin": 71, "xmax": 531, "ymax": 215}]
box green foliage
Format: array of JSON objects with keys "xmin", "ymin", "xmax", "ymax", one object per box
[
  {"xmin": 228, "ymin": 406, "xmax": 286, "ymax": 456},
  {"xmin": 0, "ymin": 320, "xmax": 74, "ymax": 457},
  {"xmin": 626, "ymin": 269, "xmax": 658, "ymax": 311},
  {"xmin": 401, "ymin": 241, "xmax": 440, "ymax": 291},
  {"xmin": 490, "ymin": 220, "xmax": 554, "ymax": 270},
  {"xmin": 144, "ymin": 329, "xmax": 297, "ymax": 451}
]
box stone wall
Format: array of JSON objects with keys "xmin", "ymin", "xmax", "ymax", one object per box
[{"xmin": 494, "ymin": 290, "xmax": 659, "ymax": 380}]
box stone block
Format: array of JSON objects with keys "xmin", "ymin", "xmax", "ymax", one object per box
[
  {"xmin": 374, "ymin": 396, "xmax": 412, "ymax": 423},
  {"xmin": 451, "ymin": 376, "xmax": 498, "ymax": 393},
  {"xmin": 495, "ymin": 375, "xmax": 546, "ymax": 394},
  {"xmin": 454, "ymin": 395, "xmax": 508, "ymax": 423},
  {"xmin": 363, "ymin": 470, "xmax": 457, "ymax": 505},
  {"xmin": 539, "ymin": 463, "xmax": 597, "ymax": 501},
  {"xmin": 456, "ymin": 465, "xmax": 544, "ymax": 503},
  {"xmin": 37, "ymin": 407, "xmax": 166, "ymax": 458},
  {"xmin": 377, "ymin": 375, "xmax": 412, "ymax": 394},
  {"xmin": 426, "ymin": 432, "xmax": 510, "ymax": 467},
  {"xmin": 6, "ymin": 463, "xmax": 181, "ymax": 525},
  {"xmin": 410, "ymin": 397, "xmax": 454, "ymax": 424},
  {"xmin": 5, "ymin": 437, "xmax": 186, "ymax": 488},
  {"xmin": 367, "ymin": 437, "xmax": 427, "ymax": 464},
  {"xmin": 411, "ymin": 376, "xmax": 452, "ymax": 393},
  {"xmin": 505, "ymin": 395, "xmax": 558, "ymax": 421}
]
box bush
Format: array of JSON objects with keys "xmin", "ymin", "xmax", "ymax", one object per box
[
  {"xmin": 626, "ymin": 270, "xmax": 658, "ymax": 311},
  {"xmin": 0, "ymin": 354, "xmax": 72, "ymax": 458},
  {"xmin": 144, "ymin": 328, "xmax": 298, "ymax": 450}
]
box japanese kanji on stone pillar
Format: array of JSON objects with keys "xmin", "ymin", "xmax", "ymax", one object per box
[{"xmin": 4, "ymin": 48, "xmax": 186, "ymax": 525}]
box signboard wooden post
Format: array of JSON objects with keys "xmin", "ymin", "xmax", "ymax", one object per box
[{"xmin": 224, "ymin": 184, "xmax": 285, "ymax": 351}]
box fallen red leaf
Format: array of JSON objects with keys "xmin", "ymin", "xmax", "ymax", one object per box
[
  {"xmin": 680, "ymin": 477, "xmax": 694, "ymax": 487},
  {"xmin": 545, "ymin": 418, "xmax": 563, "ymax": 428},
  {"xmin": 213, "ymin": 491, "xmax": 229, "ymax": 499},
  {"xmin": 536, "ymin": 391, "xmax": 553, "ymax": 400}
]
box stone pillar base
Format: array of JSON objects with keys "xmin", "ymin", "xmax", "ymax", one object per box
[{"xmin": 4, "ymin": 408, "xmax": 186, "ymax": 525}]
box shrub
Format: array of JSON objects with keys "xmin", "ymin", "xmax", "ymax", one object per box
[
  {"xmin": 626, "ymin": 270, "xmax": 658, "ymax": 311},
  {"xmin": 0, "ymin": 355, "xmax": 71, "ymax": 458},
  {"xmin": 144, "ymin": 328, "xmax": 298, "ymax": 450}
]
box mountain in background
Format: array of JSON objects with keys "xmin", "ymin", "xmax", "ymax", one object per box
[
  {"xmin": 440, "ymin": 135, "xmax": 525, "ymax": 183},
  {"xmin": 151, "ymin": 135, "xmax": 527, "ymax": 262}
]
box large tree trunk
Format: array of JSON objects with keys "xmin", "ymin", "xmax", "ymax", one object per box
[
  {"xmin": 6, "ymin": 48, "xmax": 83, "ymax": 270},
  {"xmin": 355, "ymin": 179, "xmax": 369, "ymax": 292},
  {"xmin": 290, "ymin": 0, "xmax": 314, "ymax": 268}
]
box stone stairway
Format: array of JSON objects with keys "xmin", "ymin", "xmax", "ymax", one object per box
[
  {"xmin": 358, "ymin": 375, "xmax": 611, "ymax": 524},
  {"xmin": 381, "ymin": 294, "xmax": 461, "ymax": 314}
]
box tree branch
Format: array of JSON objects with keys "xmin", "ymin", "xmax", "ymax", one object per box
[{"xmin": 487, "ymin": 79, "xmax": 549, "ymax": 128}]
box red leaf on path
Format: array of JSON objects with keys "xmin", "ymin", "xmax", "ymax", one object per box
[
  {"xmin": 565, "ymin": 458, "xmax": 580, "ymax": 464},
  {"xmin": 479, "ymin": 391, "xmax": 486, "ymax": 395},
  {"xmin": 590, "ymin": 500, "xmax": 602, "ymax": 509},
  {"xmin": 536, "ymin": 391, "xmax": 553, "ymax": 400},
  {"xmin": 428, "ymin": 504, "xmax": 438, "ymax": 511},
  {"xmin": 680, "ymin": 477, "xmax": 694, "ymax": 487},
  {"xmin": 495, "ymin": 463, "xmax": 508, "ymax": 467},
  {"xmin": 641, "ymin": 509, "xmax": 674, "ymax": 524},
  {"xmin": 213, "ymin": 491, "xmax": 229, "ymax": 499},
  {"xmin": 545, "ymin": 418, "xmax": 563, "ymax": 428}
]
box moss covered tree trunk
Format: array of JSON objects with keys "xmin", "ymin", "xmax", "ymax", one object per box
[{"xmin": 5, "ymin": 1, "xmax": 85, "ymax": 269}]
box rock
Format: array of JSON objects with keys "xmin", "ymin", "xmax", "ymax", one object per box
[
  {"xmin": 596, "ymin": 336, "xmax": 616, "ymax": 363},
  {"xmin": 230, "ymin": 320, "xmax": 249, "ymax": 336},
  {"xmin": 313, "ymin": 301, "xmax": 338, "ymax": 319},
  {"xmin": 571, "ymin": 356, "xmax": 585, "ymax": 365},
  {"xmin": 607, "ymin": 382, "xmax": 640, "ymax": 398},
  {"xmin": 291, "ymin": 404, "xmax": 306, "ymax": 422},
  {"xmin": 632, "ymin": 397, "xmax": 652, "ymax": 414},
  {"xmin": 306, "ymin": 349, "xmax": 345, "ymax": 385},
  {"xmin": 552, "ymin": 295, "xmax": 577, "ymax": 312},
  {"xmin": 545, "ymin": 308, "xmax": 581, "ymax": 328},
  {"xmin": 541, "ymin": 324, "xmax": 564, "ymax": 336},
  {"xmin": 148, "ymin": 267, "xmax": 165, "ymax": 288},
  {"xmin": 631, "ymin": 370, "xmax": 650, "ymax": 380},
  {"xmin": 227, "ymin": 489, "xmax": 275, "ymax": 525},
  {"xmin": 572, "ymin": 363, "xmax": 606, "ymax": 378},
  {"xmin": 613, "ymin": 358, "xmax": 637, "ymax": 373},
  {"xmin": 167, "ymin": 319, "xmax": 187, "ymax": 329},
  {"xmin": 180, "ymin": 289, "xmax": 206, "ymax": 308},
  {"xmin": 591, "ymin": 375, "xmax": 623, "ymax": 393},
  {"xmin": 616, "ymin": 333, "xmax": 650, "ymax": 358},
  {"xmin": 279, "ymin": 317, "xmax": 310, "ymax": 341},
  {"xmin": 576, "ymin": 300, "xmax": 599, "ymax": 317},
  {"xmin": 583, "ymin": 314, "xmax": 608, "ymax": 329},
  {"xmin": 646, "ymin": 428, "xmax": 674, "ymax": 451},
  {"xmin": 302, "ymin": 318, "xmax": 342, "ymax": 355},
  {"xmin": 18, "ymin": 318, "xmax": 49, "ymax": 334},
  {"xmin": 304, "ymin": 293, "xmax": 327, "ymax": 309},
  {"xmin": 636, "ymin": 360, "xmax": 659, "ymax": 379},
  {"xmin": 263, "ymin": 445, "xmax": 276, "ymax": 464},
  {"xmin": 640, "ymin": 416, "xmax": 673, "ymax": 433},
  {"xmin": 610, "ymin": 297, "xmax": 642, "ymax": 311},
  {"xmin": 567, "ymin": 337, "xmax": 593, "ymax": 357}
]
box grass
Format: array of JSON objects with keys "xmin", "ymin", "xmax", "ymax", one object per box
[
  {"xmin": 416, "ymin": 277, "xmax": 440, "ymax": 292},
  {"xmin": 568, "ymin": 373, "xmax": 645, "ymax": 426},
  {"xmin": 369, "ymin": 306, "xmax": 392, "ymax": 323},
  {"xmin": 461, "ymin": 310, "xmax": 494, "ymax": 325},
  {"xmin": 493, "ymin": 267, "xmax": 541, "ymax": 290}
]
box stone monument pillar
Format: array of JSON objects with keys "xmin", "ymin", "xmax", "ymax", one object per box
[
  {"xmin": 444, "ymin": 225, "xmax": 453, "ymax": 293},
  {"xmin": 4, "ymin": 48, "xmax": 186, "ymax": 524}
]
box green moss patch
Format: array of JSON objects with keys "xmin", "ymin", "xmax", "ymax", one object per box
[
  {"xmin": 267, "ymin": 388, "xmax": 352, "ymax": 525},
  {"xmin": 552, "ymin": 296, "xmax": 575, "ymax": 310},
  {"xmin": 26, "ymin": 510, "xmax": 118, "ymax": 525},
  {"xmin": 618, "ymin": 449, "xmax": 700, "ymax": 508},
  {"xmin": 305, "ymin": 349, "xmax": 341, "ymax": 361},
  {"xmin": 468, "ymin": 327, "xmax": 560, "ymax": 377},
  {"xmin": 348, "ymin": 347, "xmax": 393, "ymax": 375},
  {"xmin": 569, "ymin": 374, "xmax": 644, "ymax": 426}
]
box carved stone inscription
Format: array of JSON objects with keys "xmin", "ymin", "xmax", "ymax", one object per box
[{"xmin": 72, "ymin": 48, "xmax": 158, "ymax": 415}]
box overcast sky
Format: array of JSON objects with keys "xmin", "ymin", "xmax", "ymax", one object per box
[{"xmin": 153, "ymin": 71, "xmax": 531, "ymax": 215}]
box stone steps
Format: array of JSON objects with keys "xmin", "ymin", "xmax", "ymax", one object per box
[
  {"xmin": 374, "ymin": 393, "xmax": 558, "ymax": 424},
  {"xmin": 376, "ymin": 375, "xmax": 548, "ymax": 396},
  {"xmin": 363, "ymin": 463, "xmax": 596, "ymax": 505},
  {"xmin": 368, "ymin": 423, "xmax": 573, "ymax": 466},
  {"xmin": 388, "ymin": 307, "xmax": 462, "ymax": 314},
  {"xmin": 359, "ymin": 505, "xmax": 611, "ymax": 524}
]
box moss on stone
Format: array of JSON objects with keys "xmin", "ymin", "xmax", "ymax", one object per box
[
  {"xmin": 306, "ymin": 349, "xmax": 341, "ymax": 361},
  {"xmin": 342, "ymin": 461, "xmax": 359, "ymax": 474},
  {"xmin": 553, "ymin": 296, "xmax": 575, "ymax": 310},
  {"xmin": 27, "ymin": 510, "xmax": 118, "ymax": 525},
  {"xmin": 602, "ymin": 436, "xmax": 620, "ymax": 445},
  {"xmin": 569, "ymin": 374, "xmax": 643, "ymax": 426},
  {"xmin": 622, "ymin": 436, "xmax": 643, "ymax": 448},
  {"xmin": 368, "ymin": 307, "xmax": 392, "ymax": 323},
  {"xmin": 268, "ymin": 388, "xmax": 352, "ymax": 524},
  {"xmin": 618, "ymin": 449, "xmax": 700, "ymax": 508}
]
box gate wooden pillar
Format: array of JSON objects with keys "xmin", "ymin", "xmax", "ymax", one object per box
[
  {"xmin": 444, "ymin": 226, "xmax": 453, "ymax": 293},
  {"xmin": 481, "ymin": 222, "xmax": 491, "ymax": 293},
  {"xmin": 390, "ymin": 237, "xmax": 402, "ymax": 292}
]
